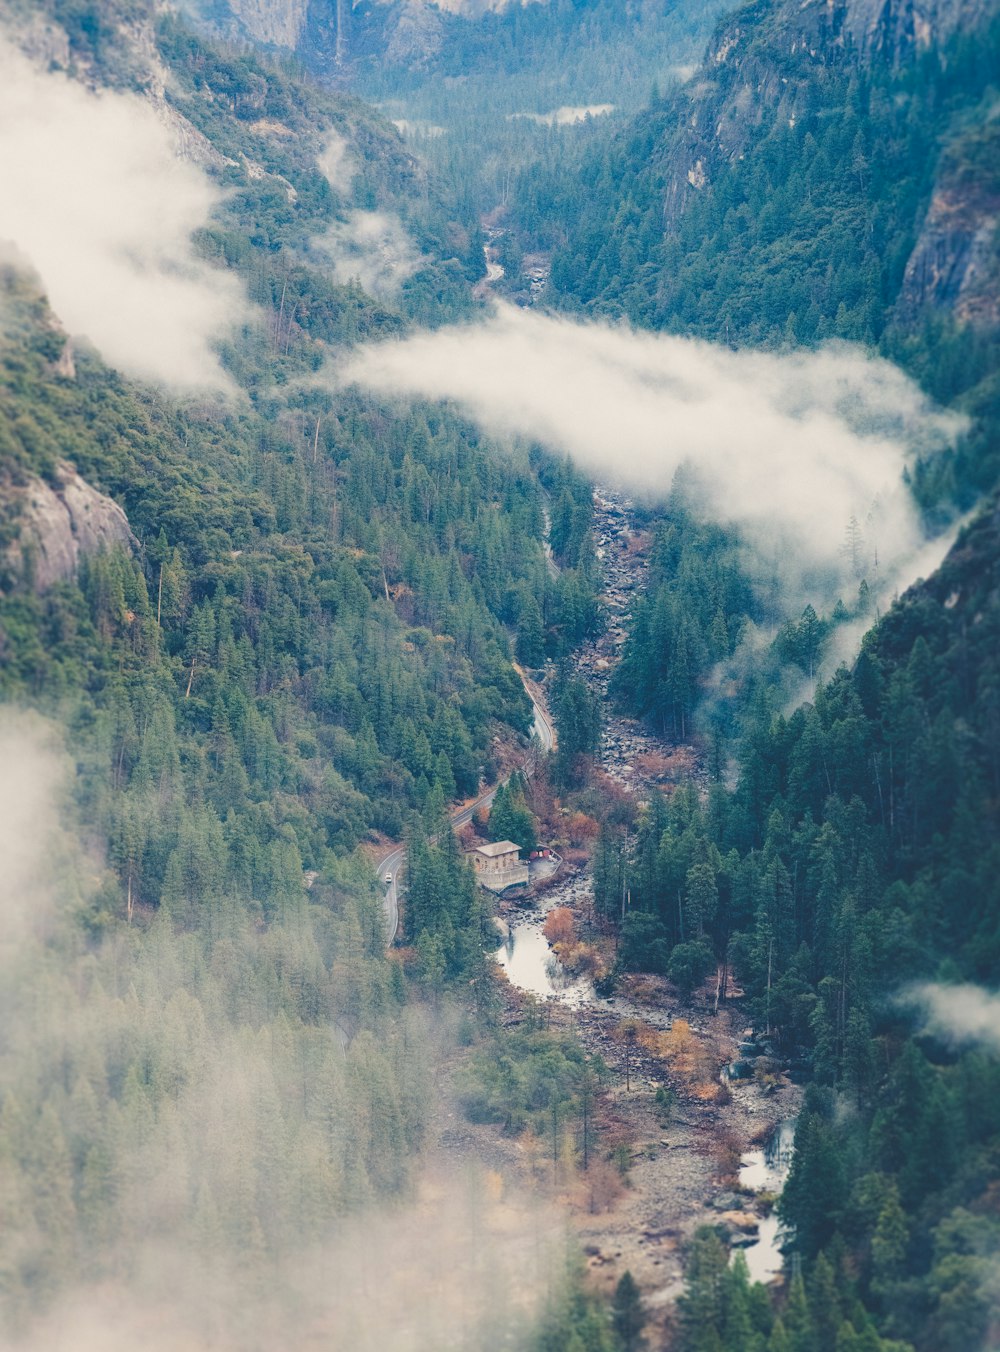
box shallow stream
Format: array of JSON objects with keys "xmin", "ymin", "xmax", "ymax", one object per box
[
  {"xmin": 493, "ymin": 881, "xmax": 593, "ymax": 1006},
  {"xmin": 736, "ymin": 1118, "xmax": 796, "ymax": 1283}
]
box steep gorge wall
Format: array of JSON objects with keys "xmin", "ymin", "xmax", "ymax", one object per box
[
  {"xmin": 653, "ymin": 0, "xmax": 999, "ymax": 331},
  {"xmin": 188, "ymin": 0, "xmax": 547, "ymax": 69}
]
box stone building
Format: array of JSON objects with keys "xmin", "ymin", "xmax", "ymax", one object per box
[{"xmin": 467, "ymin": 840, "xmax": 529, "ymax": 893}]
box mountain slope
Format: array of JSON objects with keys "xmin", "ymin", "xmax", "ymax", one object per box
[{"xmin": 516, "ymin": 0, "xmax": 998, "ymax": 499}]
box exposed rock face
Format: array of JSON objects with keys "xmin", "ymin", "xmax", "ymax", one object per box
[
  {"xmin": 188, "ymin": 0, "xmax": 350, "ymax": 66},
  {"xmin": 185, "ymin": 0, "xmax": 535, "ymax": 68},
  {"xmin": 896, "ymin": 125, "xmax": 1000, "ymax": 331},
  {"xmin": 154, "ymin": 100, "xmax": 231, "ymax": 170},
  {"xmin": 383, "ymin": 0, "xmax": 446, "ymax": 64},
  {"xmin": 4, "ymin": 464, "xmax": 138, "ymax": 594},
  {"xmin": 899, "ymin": 188, "xmax": 1000, "ymax": 329},
  {"xmin": 839, "ymin": 0, "xmax": 993, "ymax": 60},
  {"xmin": 227, "ymin": 0, "xmax": 311, "ymax": 47}
]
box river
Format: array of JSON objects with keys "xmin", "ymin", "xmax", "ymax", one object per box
[
  {"xmin": 493, "ymin": 876, "xmax": 593, "ymax": 1006},
  {"xmin": 736, "ymin": 1119, "xmax": 796, "ymax": 1283},
  {"xmin": 494, "ymin": 892, "xmax": 796, "ymax": 1286},
  {"xmin": 492, "ymin": 485, "xmax": 796, "ymax": 1291}
]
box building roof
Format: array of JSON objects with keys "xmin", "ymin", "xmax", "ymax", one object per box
[{"xmin": 473, "ymin": 840, "xmax": 522, "ymax": 858}]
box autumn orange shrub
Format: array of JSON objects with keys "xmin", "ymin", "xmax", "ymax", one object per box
[
  {"xmin": 573, "ymin": 1158, "xmax": 625, "ymax": 1215},
  {"xmin": 566, "ymin": 811, "xmax": 599, "ymax": 845},
  {"xmin": 543, "ymin": 907, "xmax": 577, "ymax": 947},
  {"xmin": 662, "ymin": 1019, "xmax": 714, "ymax": 1091},
  {"xmin": 560, "ymin": 942, "xmax": 606, "ymax": 979}
]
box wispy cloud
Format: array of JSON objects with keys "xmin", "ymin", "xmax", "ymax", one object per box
[
  {"xmin": 317, "ymin": 127, "xmax": 357, "ymax": 196},
  {"xmin": 313, "ymin": 211, "xmax": 424, "ymax": 298},
  {"xmin": 903, "ymin": 983, "xmax": 1000, "ymax": 1053},
  {"xmin": 0, "ymin": 714, "xmax": 564, "ymax": 1351},
  {"xmin": 509, "ymin": 105, "xmax": 615, "ymax": 126},
  {"xmin": 314, "ymin": 128, "xmax": 424, "ymax": 298},
  {"xmin": 337, "ymin": 305, "xmax": 965, "ymax": 611},
  {"xmin": 0, "ymin": 42, "xmax": 251, "ymax": 389}
]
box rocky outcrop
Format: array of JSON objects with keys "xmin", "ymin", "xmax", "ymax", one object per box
[
  {"xmin": 154, "ymin": 99, "xmax": 231, "ymax": 170},
  {"xmin": 4, "ymin": 464, "xmax": 138, "ymax": 594},
  {"xmin": 185, "ymin": 0, "xmax": 352, "ymax": 67},
  {"xmin": 898, "ymin": 189, "xmax": 1000, "ymax": 329},
  {"xmin": 383, "ymin": 0, "xmax": 446, "ymax": 64},
  {"xmin": 227, "ymin": 0, "xmax": 312, "ymax": 48},
  {"xmin": 896, "ymin": 124, "xmax": 1000, "ymax": 331},
  {"xmin": 839, "ymin": 0, "xmax": 994, "ymax": 60}
]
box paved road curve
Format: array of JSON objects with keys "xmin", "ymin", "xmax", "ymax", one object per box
[{"xmin": 375, "ymin": 678, "xmax": 555, "ymax": 943}]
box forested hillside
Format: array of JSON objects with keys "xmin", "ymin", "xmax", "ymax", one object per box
[
  {"xmin": 513, "ymin": 0, "xmax": 999, "ymax": 498},
  {"xmin": 615, "ymin": 492, "xmax": 1000, "ymax": 1352},
  {"xmin": 504, "ymin": 2, "xmax": 1000, "ymax": 1345},
  {"xmin": 1, "ymin": 0, "xmax": 998, "ymax": 1348},
  {"xmin": 0, "ymin": 6, "xmax": 584, "ymax": 1335}
]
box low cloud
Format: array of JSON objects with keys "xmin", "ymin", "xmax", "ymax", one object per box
[
  {"xmin": 904, "ymin": 983, "xmax": 1000, "ymax": 1053},
  {"xmin": 315, "ymin": 128, "xmax": 423, "ymax": 298},
  {"xmin": 509, "ymin": 105, "xmax": 615, "ymax": 126},
  {"xmin": 317, "ymin": 127, "xmax": 357, "ymax": 196},
  {"xmin": 0, "ymin": 710, "xmax": 70, "ymax": 957},
  {"xmin": 338, "ymin": 305, "xmax": 965, "ymax": 612},
  {"xmin": 0, "ymin": 42, "xmax": 251, "ymax": 389},
  {"xmin": 392, "ymin": 118, "xmax": 447, "ymax": 139},
  {"xmin": 314, "ymin": 211, "xmax": 424, "ymax": 299},
  {"xmin": 0, "ymin": 715, "xmax": 562, "ymax": 1351}
]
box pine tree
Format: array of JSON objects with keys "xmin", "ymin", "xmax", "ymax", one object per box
[{"xmin": 612, "ymin": 1270, "xmax": 645, "ymax": 1351}]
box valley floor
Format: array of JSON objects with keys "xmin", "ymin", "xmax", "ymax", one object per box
[{"xmin": 415, "ymin": 487, "xmax": 801, "ymax": 1343}]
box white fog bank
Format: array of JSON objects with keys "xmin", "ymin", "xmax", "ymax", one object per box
[
  {"xmin": 0, "ymin": 42, "xmax": 251, "ymax": 389},
  {"xmin": 314, "ymin": 128, "xmax": 424, "ymax": 297},
  {"xmin": 905, "ymin": 983, "xmax": 1000, "ymax": 1054},
  {"xmin": 339, "ymin": 305, "xmax": 965, "ymax": 610}
]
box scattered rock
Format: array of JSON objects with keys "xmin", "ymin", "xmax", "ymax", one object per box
[{"xmin": 720, "ymin": 1210, "xmax": 760, "ymax": 1233}]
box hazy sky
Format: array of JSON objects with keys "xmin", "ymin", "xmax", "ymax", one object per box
[{"xmin": 0, "ymin": 43, "xmax": 251, "ymax": 389}]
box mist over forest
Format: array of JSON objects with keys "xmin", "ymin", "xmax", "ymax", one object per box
[{"xmin": 0, "ymin": 0, "xmax": 998, "ymax": 1349}]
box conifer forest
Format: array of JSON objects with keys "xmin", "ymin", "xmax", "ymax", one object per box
[{"xmin": 0, "ymin": 0, "xmax": 998, "ymax": 1348}]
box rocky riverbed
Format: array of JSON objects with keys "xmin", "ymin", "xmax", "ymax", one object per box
[
  {"xmin": 487, "ymin": 485, "xmax": 801, "ymax": 1335},
  {"xmin": 494, "ymin": 861, "xmax": 800, "ymax": 1339},
  {"xmin": 571, "ymin": 489, "xmax": 707, "ymax": 798}
]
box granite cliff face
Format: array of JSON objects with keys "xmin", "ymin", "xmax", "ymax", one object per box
[
  {"xmin": 896, "ymin": 123, "xmax": 1000, "ymax": 331},
  {"xmin": 3, "ymin": 463, "xmax": 138, "ymax": 594},
  {"xmin": 653, "ymin": 0, "xmax": 999, "ymax": 333},
  {"xmin": 180, "ymin": 0, "xmax": 351, "ymax": 67},
  {"xmin": 183, "ymin": 0, "xmax": 543, "ymax": 69},
  {"xmin": 226, "ymin": 0, "xmax": 312, "ymax": 47},
  {"xmin": 837, "ymin": 0, "xmax": 992, "ymax": 58}
]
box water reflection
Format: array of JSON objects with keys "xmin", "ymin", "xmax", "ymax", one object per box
[
  {"xmin": 493, "ymin": 906, "xmax": 592, "ymax": 1006},
  {"xmin": 736, "ymin": 1119, "xmax": 796, "ymax": 1284}
]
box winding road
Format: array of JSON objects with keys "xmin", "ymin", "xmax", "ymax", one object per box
[
  {"xmin": 377, "ymin": 250, "xmax": 557, "ymax": 944},
  {"xmin": 376, "ymin": 677, "xmax": 555, "ymax": 943}
]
